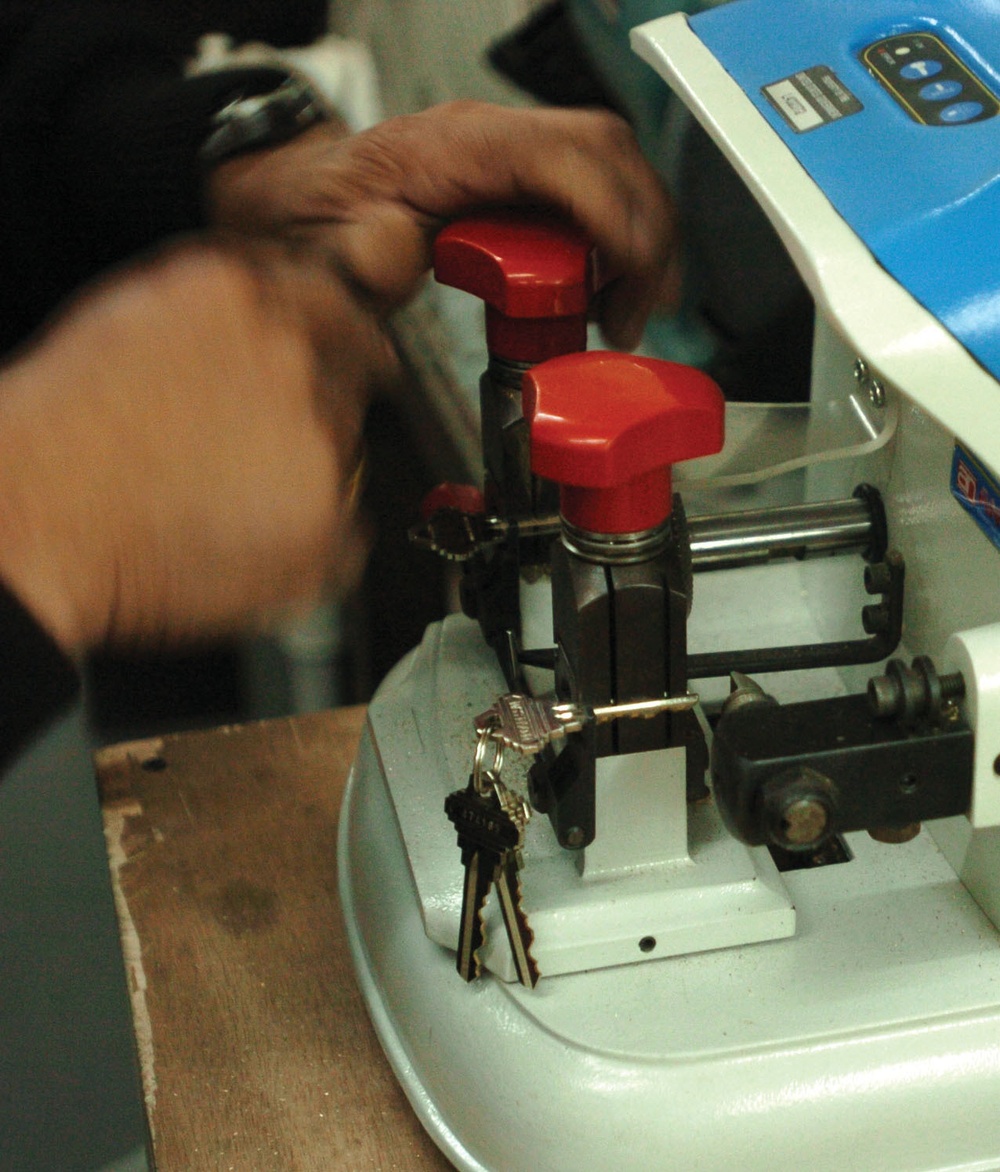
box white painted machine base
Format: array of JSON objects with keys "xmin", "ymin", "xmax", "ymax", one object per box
[
  {"xmin": 359, "ymin": 615, "xmax": 793, "ymax": 983},
  {"xmin": 340, "ymin": 615, "xmax": 1000, "ymax": 1171}
]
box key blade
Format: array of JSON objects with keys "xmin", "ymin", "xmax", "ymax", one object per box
[
  {"xmin": 494, "ymin": 854, "xmax": 540, "ymax": 988},
  {"xmin": 456, "ymin": 849, "xmax": 497, "ymax": 982},
  {"xmin": 589, "ymin": 694, "xmax": 699, "ymax": 723}
]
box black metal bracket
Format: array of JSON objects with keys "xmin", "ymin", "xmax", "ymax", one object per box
[
  {"xmin": 711, "ymin": 658, "xmax": 973, "ymax": 849},
  {"xmin": 688, "ymin": 552, "xmax": 905, "ymax": 679}
]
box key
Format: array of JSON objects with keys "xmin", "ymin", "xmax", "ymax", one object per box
[
  {"xmin": 445, "ymin": 771, "xmax": 522, "ymax": 982},
  {"xmin": 410, "ymin": 508, "xmax": 561, "ymax": 561},
  {"xmin": 491, "ymin": 784, "xmax": 540, "ymax": 988},
  {"xmin": 475, "ymin": 692, "xmax": 701, "ymax": 756},
  {"xmin": 410, "ymin": 507, "xmax": 504, "ymax": 561}
]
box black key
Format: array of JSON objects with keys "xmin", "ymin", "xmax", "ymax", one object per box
[{"xmin": 445, "ymin": 773, "xmax": 520, "ymax": 981}]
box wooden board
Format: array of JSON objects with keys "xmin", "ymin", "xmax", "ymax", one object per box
[{"xmin": 94, "ymin": 706, "xmax": 453, "ymax": 1171}]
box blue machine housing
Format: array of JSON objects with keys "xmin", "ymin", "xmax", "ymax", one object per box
[{"xmin": 686, "ymin": 0, "xmax": 1000, "ymax": 382}]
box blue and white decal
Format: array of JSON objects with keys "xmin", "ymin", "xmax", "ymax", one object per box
[{"xmin": 952, "ymin": 443, "xmax": 1000, "ymax": 552}]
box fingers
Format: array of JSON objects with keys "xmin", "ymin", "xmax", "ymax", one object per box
[
  {"xmin": 0, "ymin": 236, "xmax": 399, "ymax": 652},
  {"xmin": 234, "ymin": 234, "xmax": 402, "ymax": 404},
  {"xmin": 205, "ymin": 101, "xmax": 678, "ymax": 345},
  {"xmin": 157, "ymin": 240, "xmax": 395, "ymax": 616},
  {"xmin": 349, "ymin": 101, "xmax": 679, "ymax": 346}
]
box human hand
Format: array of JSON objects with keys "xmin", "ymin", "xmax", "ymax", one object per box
[
  {"xmin": 207, "ymin": 100, "xmax": 679, "ymax": 350},
  {"xmin": 0, "ymin": 239, "xmax": 396, "ymax": 654}
]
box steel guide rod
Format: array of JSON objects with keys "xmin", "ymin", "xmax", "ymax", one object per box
[
  {"xmin": 688, "ymin": 495, "xmax": 878, "ymax": 570},
  {"xmin": 507, "ymin": 494, "xmax": 880, "ymax": 570}
]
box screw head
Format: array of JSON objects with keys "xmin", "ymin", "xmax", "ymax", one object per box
[
  {"xmin": 852, "ymin": 357, "xmax": 886, "ymax": 408},
  {"xmin": 564, "ymin": 825, "xmax": 586, "ymax": 849}
]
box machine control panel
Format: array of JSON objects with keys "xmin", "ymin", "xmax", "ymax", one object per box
[{"xmin": 860, "ymin": 32, "xmax": 1000, "ymax": 126}]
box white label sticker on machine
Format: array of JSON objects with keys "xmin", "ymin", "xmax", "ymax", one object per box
[{"xmin": 763, "ymin": 66, "xmax": 863, "ymax": 132}]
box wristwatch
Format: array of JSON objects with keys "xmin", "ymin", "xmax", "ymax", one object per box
[{"xmin": 199, "ymin": 74, "xmax": 327, "ymax": 166}]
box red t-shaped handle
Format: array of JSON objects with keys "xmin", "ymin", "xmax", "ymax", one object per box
[
  {"xmin": 524, "ymin": 351, "xmax": 725, "ymax": 534},
  {"xmin": 433, "ymin": 211, "xmax": 596, "ymax": 362}
]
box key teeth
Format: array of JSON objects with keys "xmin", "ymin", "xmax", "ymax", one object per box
[
  {"xmin": 495, "ymin": 856, "xmax": 541, "ymax": 988},
  {"xmin": 512, "ymin": 870, "xmax": 541, "ymax": 988},
  {"xmin": 468, "ymin": 901, "xmax": 488, "ymax": 983}
]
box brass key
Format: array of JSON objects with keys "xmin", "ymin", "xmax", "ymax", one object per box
[
  {"xmin": 475, "ymin": 692, "xmax": 700, "ymax": 756},
  {"xmin": 490, "ymin": 781, "xmax": 538, "ymax": 988}
]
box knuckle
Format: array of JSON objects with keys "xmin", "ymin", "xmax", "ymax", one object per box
[{"xmin": 590, "ymin": 109, "xmax": 639, "ymax": 151}]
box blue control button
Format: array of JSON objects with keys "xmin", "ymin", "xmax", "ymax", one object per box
[
  {"xmin": 920, "ymin": 79, "xmax": 964, "ymax": 101},
  {"xmin": 900, "ymin": 59, "xmax": 943, "ymax": 80},
  {"xmin": 940, "ymin": 100, "xmax": 984, "ymax": 123}
]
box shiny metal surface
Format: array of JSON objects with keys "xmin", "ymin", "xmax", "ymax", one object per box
[{"xmin": 689, "ymin": 496, "xmax": 874, "ymax": 570}]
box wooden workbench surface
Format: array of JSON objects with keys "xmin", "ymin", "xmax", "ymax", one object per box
[{"xmin": 94, "ymin": 706, "xmax": 452, "ymax": 1171}]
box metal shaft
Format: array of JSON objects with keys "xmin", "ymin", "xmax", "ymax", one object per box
[
  {"xmin": 491, "ymin": 491, "xmax": 881, "ymax": 571},
  {"xmin": 688, "ymin": 495, "xmax": 877, "ymax": 571}
]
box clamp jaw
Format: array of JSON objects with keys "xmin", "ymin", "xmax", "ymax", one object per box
[
  {"xmin": 429, "ymin": 212, "xmax": 600, "ymax": 685},
  {"xmin": 523, "ymin": 350, "xmax": 725, "ymax": 848}
]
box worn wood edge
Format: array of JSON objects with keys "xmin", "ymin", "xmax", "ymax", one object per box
[
  {"xmin": 91, "ymin": 707, "xmax": 370, "ymax": 1156},
  {"xmin": 103, "ymin": 796, "xmax": 160, "ymax": 1134}
]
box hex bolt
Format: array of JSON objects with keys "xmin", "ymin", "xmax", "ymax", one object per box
[
  {"xmin": 760, "ymin": 766, "xmax": 837, "ymax": 851},
  {"xmin": 862, "ymin": 603, "xmax": 888, "ymax": 634},
  {"xmin": 863, "ymin": 560, "xmax": 892, "ymax": 594},
  {"xmin": 780, "ymin": 797, "xmax": 829, "ymax": 846}
]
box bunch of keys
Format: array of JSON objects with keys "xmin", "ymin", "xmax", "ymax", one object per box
[{"xmin": 444, "ymin": 727, "xmax": 540, "ymax": 988}]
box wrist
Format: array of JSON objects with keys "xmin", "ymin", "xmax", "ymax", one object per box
[{"xmin": 0, "ymin": 355, "xmax": 112, "ymax": 656}]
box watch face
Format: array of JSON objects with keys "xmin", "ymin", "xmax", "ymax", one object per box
[
  {"xmin": 201, "ymin": 77, "xmax": 325, "ymax": 164},
  {"xmin": 223, "ymin": 92, "xmax": 272, "ymax": 118}
]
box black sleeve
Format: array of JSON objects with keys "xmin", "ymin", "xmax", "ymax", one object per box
[
  {"xmin": 0, "ymin": 1, "xmax": 316, "ymax": 354},
  {"xmin": 0, "ymin": 581, "xmax": 80, "ymax": 777}
]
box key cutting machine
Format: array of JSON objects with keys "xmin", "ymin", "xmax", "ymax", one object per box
[{"xmin": 339, "ymin": 3, "xmax": 1000, "ymax": 1168}]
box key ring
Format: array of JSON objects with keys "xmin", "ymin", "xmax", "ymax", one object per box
[{"xmin": 472, "ymin": 721, "xmax": 504, "ymax": 794}]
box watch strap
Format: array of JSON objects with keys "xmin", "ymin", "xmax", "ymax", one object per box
[{"xmin": 200, "ymin": 73, "xmax": 327, "ymax": 165}]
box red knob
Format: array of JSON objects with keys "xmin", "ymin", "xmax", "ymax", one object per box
[
  {"xmin": 433, "ymin": 211, "xmax": 596, "ymax": 362},
  {"xmin": 419, "ymin": 482, "xmax": 486, "ymax": 521},
  {"xmin": 524, "ymin": 352, "xmax": 725, "ymax": 534}
]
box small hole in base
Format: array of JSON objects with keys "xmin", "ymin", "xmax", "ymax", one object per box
[
  {"xmin": 899, "ymin": 772, "xmax": 918, "ymax": 794},
  {"xmin": 639, "ymin": 936, "xmax": 656, "ymax": 953},
  {"xmin": 141, "ymin": 756, "xmax": 168, "ymax": 772},
  {"xmin": 994, "ymin": 753, "xmax": 1000, "ymax": 777}
]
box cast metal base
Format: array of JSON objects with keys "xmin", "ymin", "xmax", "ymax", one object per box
[{"xmin": 340, "ymin": 615, "xmax": 1000, "ymax": 1171}]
